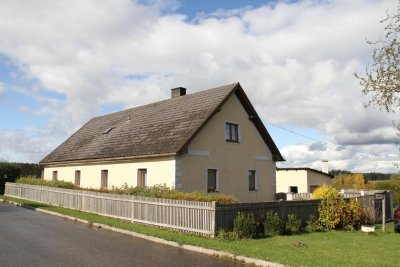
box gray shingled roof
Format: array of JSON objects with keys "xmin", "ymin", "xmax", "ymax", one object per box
[{"xmin": 41, "ymin": 83, "xmax": 284, "ymax": 164}]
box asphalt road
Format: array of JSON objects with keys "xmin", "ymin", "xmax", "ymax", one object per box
[{"xmin": 0, "ymin": 202, "xmax": 244, "ymax": 267}]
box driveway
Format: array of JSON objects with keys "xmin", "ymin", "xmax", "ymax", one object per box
[{"xmin": 0, "ymin": 202, "xmax": 244, "ymax": 267}]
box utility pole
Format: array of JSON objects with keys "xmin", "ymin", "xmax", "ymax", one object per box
[{"xmin": 382, "ymin": 191, "xmax": 386, "ymax": 233}]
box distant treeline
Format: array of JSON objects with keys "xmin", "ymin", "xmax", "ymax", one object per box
[
  {"xmin": 329, "ymin": 169, "xmax": 397, "ymax": 181},
  {"xmin": 329, "ymin": 169, "xmax": 400, "ymax": 206},
  {"xmin": 0, "ymin": 162, "xmax": 41, "ymax": 194}
]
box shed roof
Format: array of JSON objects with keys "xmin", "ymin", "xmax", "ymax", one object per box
[
  {"xmin": 41, "ymin": 83, "xmax": 284, "ymax": 164},
  {"xmin": 276, "ymin": 167, "xmax": 333, "ymax": 178}
]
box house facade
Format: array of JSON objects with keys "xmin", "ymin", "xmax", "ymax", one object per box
[
  {"xmin": 41, "ymin": 83, "xmax": 284, "ymax": 202},
  {"xmin": 276, "ymin": 167, "xmax": 333, "ymax": 194}
]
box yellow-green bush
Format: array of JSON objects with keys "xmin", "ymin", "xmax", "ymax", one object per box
[
  {"xmin": 16, "ymin": 177, "xmax": 76, "ymax": 189},
  {"xmin": 311, "ymin": 185, "xmax": 340, "ymax": 199},
  {"xmin": 318, "ymin": 198, "xmax": 346, "ymax": 230},
  {"xmin": 264, "ymin": 211, "xmax": 282, "ymax": 237},
  {"xmin": 216, "ymin": 229, "xmax": 240, "ymax": 241},
  {"xmin": 318, "ymin": 197, "xmax": 367, "ymax": 230},
  {"xmin": 15, "ymin": 179, "xmax": 237, "ymax": 203},
  {"xmin": 285, "ymin": 214, "xmax": 302, "ymax": 234},
  {"xmin": 233, "ymin": 212, "xmax": 257, "ymax": 239},
  {"xmin": 108, "ymin": 183, "xmax": 237, "ymax": 203}
]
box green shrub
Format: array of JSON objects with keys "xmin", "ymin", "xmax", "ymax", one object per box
[
  {"xmin": 342, "ymin": 199, "xmax": 366, "ymax": 231},
  {"xmin": 285, "ymin": 214, "xmax": 302, "ymax": 235},
  {"xmin": 16, "ymin": 178, "xmax": 75, "ymax": 189},
  {"xmin": 318, "ymin": 197, "xmax": 368, "ymax": 231},
  {"xmin": 305, "ymin": 215, "xmax": 324, "ymax": 233},
  {"xmin": 264, "ymin": 211, "xmax": 282, "ymax": 237},
  {"xmin": 108, "ymin": 183, "xmax": 237, "ymax": 203},
  {"xmin": 311, "ymin": 185, "xmax": 340, "ymax": 199},
  {"xmin": 13, "ymin": 179, "xmax": 237, "ymax": 203},
  {"xmin": 0, "ymin": 162, "xmax": 21, "ymax": 194},
  {"xmin": 216, "ymin": 229, "xmax": 240, "ymax": 241},
  {"xmin": 318, "ymin": 197, "xmax": 345, "ymax": 230},
  {"xmin": 233, "ymin": 212, "xmax": 257, "ymax": 239}
]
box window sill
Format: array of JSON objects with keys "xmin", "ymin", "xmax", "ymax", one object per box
[{"xmin": 225, "ymin": 140, "xmax": 240, "ymax": 144}]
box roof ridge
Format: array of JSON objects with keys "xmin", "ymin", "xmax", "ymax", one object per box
[{"xmin": 92, "ymin": 82, "xmax": 239, "ymax": 121}]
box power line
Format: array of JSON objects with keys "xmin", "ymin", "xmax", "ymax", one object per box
[{"xmin": 264, "ymin": 120, "xmax": 399, "ymax": 159}]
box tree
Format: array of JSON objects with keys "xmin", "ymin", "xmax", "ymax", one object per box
[
  {"xmin": 311, "ymin": 185, "xmax": 340, "ymax": 199},
  {"xmin": 355, "ymin": 4, "xmax": 400, "ymax": 113},
  {"xmin": 0, "ymin": 163, "xmax": 21, "ymax": 194},
  {"xmin": 332, "ymin": 173, "xmax": 365, "ymax": 189},
  {"xmin": 352, "ymin": 173, "xmax": 366, "ymax": 189}
]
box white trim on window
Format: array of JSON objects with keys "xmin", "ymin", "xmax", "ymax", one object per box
[
  {"xmin": 255, "ymin": 172, "xmax": 259, "ymax": 191},
  {"xmin": 224, "ymin": 121, "xmax": 241, "ymax": 143},
  {"xmin": 206, "ymin": 168, "xmax": 219, "ymax": 193}
]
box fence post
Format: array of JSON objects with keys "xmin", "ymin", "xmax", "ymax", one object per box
[
  {"xmin": 131, "ymin": 200, "xmax": 134, "ymax": 223},
  {"xmin": 382, "ymin": 192, "xmax": 386, "ymax": 233},
  {"xmin": 211, "ymin": 201, "xmax": 216, "ymax": 237}
]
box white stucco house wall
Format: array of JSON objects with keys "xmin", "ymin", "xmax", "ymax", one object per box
[
  {"xmin": 276, "ymin": 167, "xmax": 333, "ymax": 194},
  {"xmin": 40, "ymin": 83, "xmax": 285, "ymax": 202}
]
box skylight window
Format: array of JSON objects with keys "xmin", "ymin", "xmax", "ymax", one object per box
[{"xmin": 102, "ymin": 127, "xmax": 113, "ymax": 134}]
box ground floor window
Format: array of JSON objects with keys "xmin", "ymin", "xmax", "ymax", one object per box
[
  {"xmin": 248, "ymin": 170, "xmax": 256, "ymax": 191},
  {"xmin": 101, "ymin": 170, "xmax": 108, "ymax": 189},
  {"xmin": 52, "ymin": 171, "xmax": 58, "ymax": 181},
  {"xmin": 137, "ymin": 169, "xmax": 147, "ymax": 188},
  {"xmin": 75, "ymin": 170, "xmax": 81, "ymax": 187},
  {"xmin": 207, "ymin": 169, "xmax": 218, "ymax": 193},
  {"xmin": 289, "ymin": 186, "xmax": 298, "ymax": 194},
  {"xmin": 310, "ymin": 185, "xmax": 320, "ymax": 193}
]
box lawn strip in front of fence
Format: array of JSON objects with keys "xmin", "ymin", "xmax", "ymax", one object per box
[{"xmin": 1, "ymin": 195, "xmax": 399, "ymax": 267}]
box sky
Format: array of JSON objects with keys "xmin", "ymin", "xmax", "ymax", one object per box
[{"xmin": 0, "ymin": 0, "xmax": 399, "ymax": 173}]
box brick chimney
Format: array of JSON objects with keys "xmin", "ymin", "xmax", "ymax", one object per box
[{"xmin": 171, "ymin": 87, "xmax": 186, "ymax": 98}]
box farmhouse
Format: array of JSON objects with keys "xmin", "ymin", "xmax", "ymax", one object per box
[
  {"xmin": 40, "ymin": 83, "xmax": 284, "ymax": 202},
  {"xmin": 276, "ymin": 167, "xmax": 333, "ymax": 194}
]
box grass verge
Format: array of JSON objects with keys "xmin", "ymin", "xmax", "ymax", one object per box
[{"xmin": 1, "ymin": 195, "xmax": 399, "ymax": 267}]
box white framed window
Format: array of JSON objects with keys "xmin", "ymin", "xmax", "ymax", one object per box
[
  {"xmin": 225, "ymin": 122, "xmax": 239, "ymax": 143},
  {"xmin": 75, "ymin": 170, "xmax": 81, "ymax": 187},
  {"xmin": 137, "ymin": 169, "xmax": 147, "ymax": 188},
  {"xmin": 101, "ymin": 170, "xmax": 108, "ymax": 190},
  {"xmin": 289, "ymin": 186, "xmax": 298, "ymax": 194},
  {"xmin": 52, "ymin": 171, "xmax": 58, "ymax": 181},
  {"xmin": 207, "ymin": 169, "xmax": 219, "ymax": 193}
]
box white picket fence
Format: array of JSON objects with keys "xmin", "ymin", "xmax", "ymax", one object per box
[{"xmin": 4, "ymin": 183, "xmax": 216, "ymax": 236}]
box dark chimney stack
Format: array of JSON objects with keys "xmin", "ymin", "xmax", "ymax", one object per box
[{"xmin": 171, "ymin": 87, "xmax": 186, "ymax": 98}]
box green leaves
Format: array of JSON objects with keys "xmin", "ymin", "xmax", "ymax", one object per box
[{"xmin": 356, "ymin": 4, "xmax": 400, "ymax": 113}]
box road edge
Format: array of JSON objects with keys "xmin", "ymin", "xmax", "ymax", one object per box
[{"xmin": 0, "ymin": 198, "xmax": 285, "ymax": 267}]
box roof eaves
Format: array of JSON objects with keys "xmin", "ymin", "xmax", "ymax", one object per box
[
  {"xmin": 40, "ymin": 152, "xmax": 177, "ymax": 166},
  {"xmin": 234, "ymin": 86, "xmax": 285, "ymax": 161},
  {"xmin": 277, "ymin": 167, "xmax": 333, "ymax": 178}
]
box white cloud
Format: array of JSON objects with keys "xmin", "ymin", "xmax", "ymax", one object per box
[
  {"xmin": 0, "ymin": 0, "xmax": 399, "ymax": 170},
  {"xmin": 0, "ymin": 129, "xmax": 58, "ymax": 163},
  {"xmin": 278, "ymin": 142, "xmax": 400, "ymax": 173}
]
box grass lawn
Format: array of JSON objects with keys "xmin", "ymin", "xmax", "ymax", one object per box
[{"xmin": 1, "ymin": 195, "xmax": 399, "ymax": 267}]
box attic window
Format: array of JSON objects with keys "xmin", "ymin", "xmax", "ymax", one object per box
[
  {"xmin": 225, "ymin": 122, "xmax": 239, "ymax": 143},
  {"xmin": 102, "ymin": 127, "xmax": 113, "ymax": 135}
]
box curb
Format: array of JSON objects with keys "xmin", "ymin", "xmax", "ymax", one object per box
[{"xmin": 0, "ymin": 198, "xmax": 285, "ymax": 267}]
